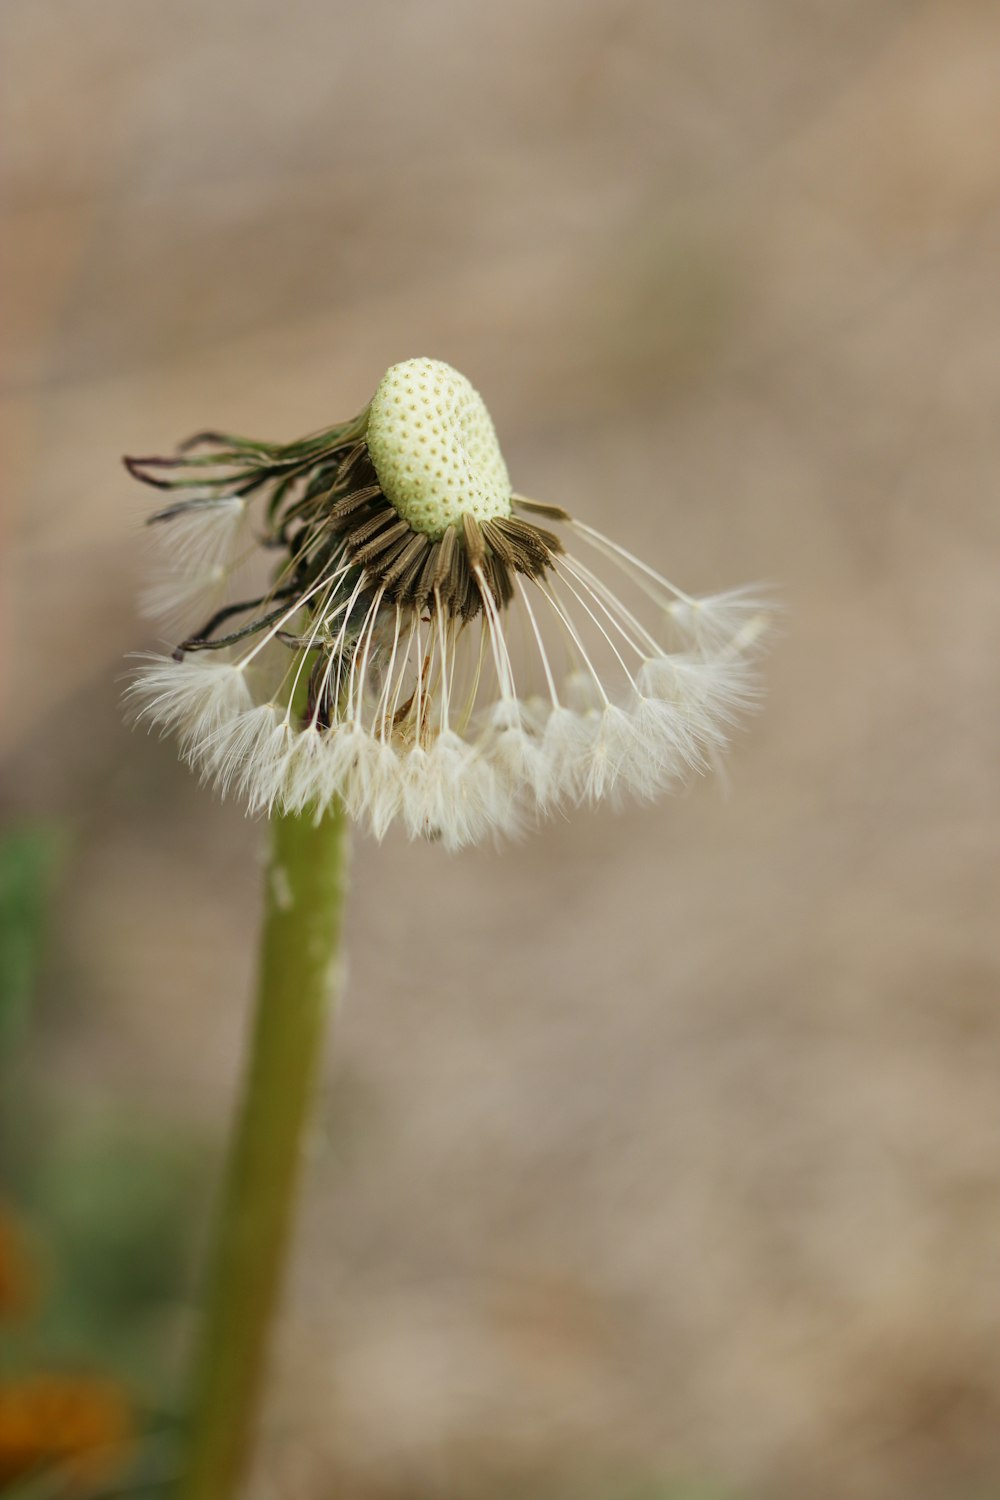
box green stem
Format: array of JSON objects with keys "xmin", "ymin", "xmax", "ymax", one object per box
[{"xmin": 178, "ymin": 802, "xmax": 349, "ymax": 1500}]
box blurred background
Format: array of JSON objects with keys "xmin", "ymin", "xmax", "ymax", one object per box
[{"xmin": 3, "ymin": 1, "xmax": 1000, "ymax": 1496}]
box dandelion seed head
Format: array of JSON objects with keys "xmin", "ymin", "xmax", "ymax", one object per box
[
  {"xmin": 366, "ymin": 358, "xmax": 512, "ymax": 539},
  {"xmin": 124, "ymin": 360, "xmax": 770, "ymax": 847}
]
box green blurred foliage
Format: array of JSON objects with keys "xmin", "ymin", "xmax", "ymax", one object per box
[
  {"xmin": 0, "ymin": 825, "xmax": 65, "ymax": 1052},
  {"xmin": 0, "ymin": 820, "xmax": 207, "ymax": 1389},
  {"xmin": 9, "ymin": 1123, "xmax": 207, "ymax": 1389},
  {"xmin": 0, "ymin": 821, "xmax": 206, "ymax": 1497}
]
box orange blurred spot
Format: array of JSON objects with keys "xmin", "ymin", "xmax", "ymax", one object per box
[
  {"xmin": 0, "ymin": 1375, "xmax": 132, "ymax": 1489},
  {"xmin": 0, "ymin": 1208, "xmax": 37, "ymax": 1322}
]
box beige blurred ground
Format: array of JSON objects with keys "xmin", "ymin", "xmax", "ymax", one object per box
[{"xmin": 3, "ymin": 1, "xmax": 1000, "ymax": 1496}]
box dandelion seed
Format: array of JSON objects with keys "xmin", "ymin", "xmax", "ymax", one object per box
[
  {"xmin": 126, "ymin": 357, "xmax": 769, "ymax": 846},
  {"xmin": 141, "ymin": 493, "xmax": 252, "ymax": 626}
]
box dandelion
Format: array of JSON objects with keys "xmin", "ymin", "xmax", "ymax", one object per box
[
  {"xmin": 124, "ymin": 359, "xmax": 769, "ymax": 1500},
  {"xmin": 127, "ymin": 357, "xmax": 767, "ymax": 849}
]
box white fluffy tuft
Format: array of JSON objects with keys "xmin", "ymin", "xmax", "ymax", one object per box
[
  {"xmin": 141, "ymin": 497, "xmax": 250, "ymax": 624},
  {"xmin": 126, "ymin": 656, "xmax": 252, "ymax": 753}
]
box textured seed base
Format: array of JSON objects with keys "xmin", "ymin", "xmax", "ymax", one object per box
[{"xmin": 366, "ymin": 358, "xmax": 512, "ymax": 539}]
